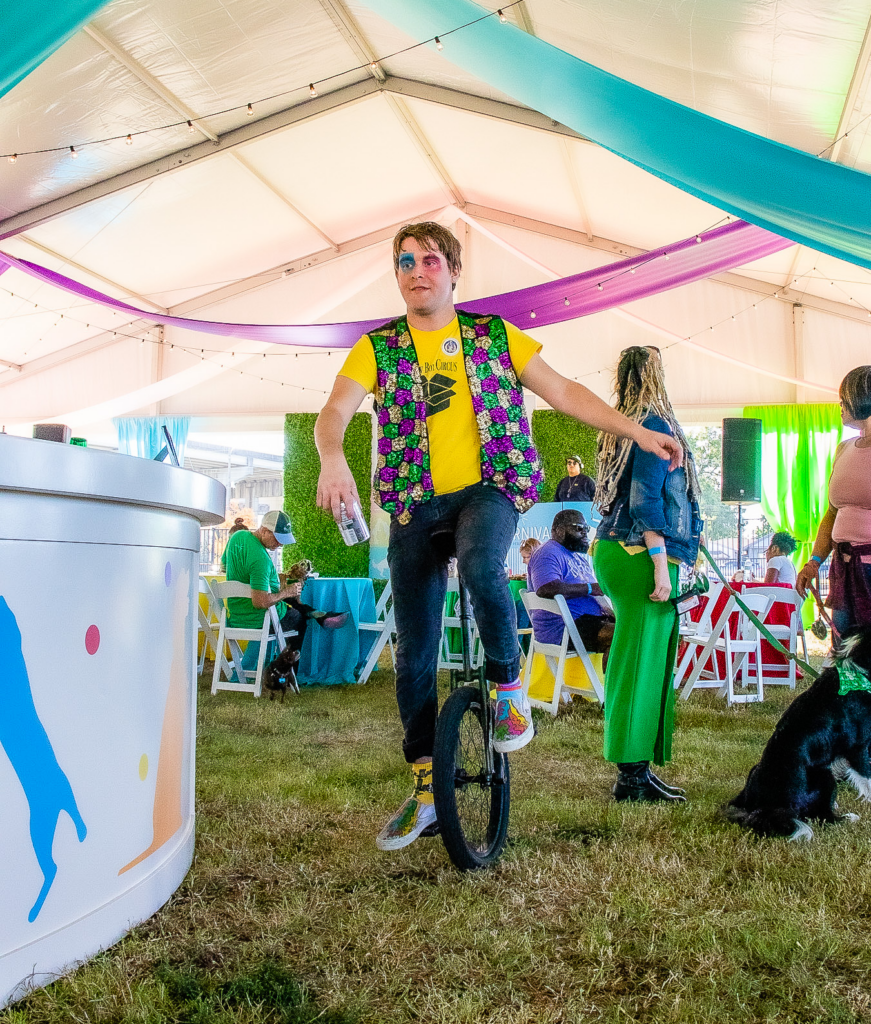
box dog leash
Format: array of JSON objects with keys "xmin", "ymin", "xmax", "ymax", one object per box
[{"xmin": 699, "ymin": 545, "xmax": 820, "ymax": 681}]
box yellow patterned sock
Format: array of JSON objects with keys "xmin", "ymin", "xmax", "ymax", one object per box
[{"xmin": 412, "ymin": 762, "xmax": 434, "ymax": 805}]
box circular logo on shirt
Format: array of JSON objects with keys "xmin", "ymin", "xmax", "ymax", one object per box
[{"xmin": 441, "ymin": 337, "xmax": 460, "ymax": 356}]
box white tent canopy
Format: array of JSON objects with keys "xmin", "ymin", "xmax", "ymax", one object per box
[{"xmin": 2, "ymin": 0, "xmax": 871, "ymax": 438}]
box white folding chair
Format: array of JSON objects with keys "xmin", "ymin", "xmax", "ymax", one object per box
[
  {"xmin": 715, "ymin": 590, "xmax": 776, "ymax": 705},
  {"xmin": 210, "ymin": 581, "xmax": 297, "ymax": 698},
  {"xmin": 356, "ymin": 582, "xmax": 397, "ymax": 685},
  {"xmin": 749, "ymin": 585, "xmax": 807, "ymax": 689},
  {"xmin": 676, "ymin": 592, "xmax": 737, "ymax": 699},
  {"xmin": 197, "ymin": 576, "xmax": 222, "ymax": 675},
  {"xmin": 520, "ymin": 590, "xmax": 605, "ymax": 715},
  {"xmin": 438, "ymin": 578, "xmax": 485, "ymax": 672}
]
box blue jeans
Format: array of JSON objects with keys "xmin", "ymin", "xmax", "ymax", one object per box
[{"xmin": 387, "ymin": 482, "xmax": 520, "ymax": 763}]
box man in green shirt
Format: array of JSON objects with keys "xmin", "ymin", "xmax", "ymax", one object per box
[{"xmin": 221, "ymin": 510, "xmax": 347, "ymax": 654}]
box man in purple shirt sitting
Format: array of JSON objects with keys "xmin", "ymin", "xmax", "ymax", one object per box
[{"xmin": 527, "ymin": 509, "xmax": 615, "ymax": 664}]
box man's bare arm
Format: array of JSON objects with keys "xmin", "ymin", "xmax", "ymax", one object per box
[
  {"xmin": 314, "ymin": 376, "xmax": 368, "ymax": 520},
  {"xmin": 519, "ymin": 354, "xmax": 683, "ymax": 469},
  {"xmin": 536, "ymin": 579, "xmax": 604, "ymax": 599}
]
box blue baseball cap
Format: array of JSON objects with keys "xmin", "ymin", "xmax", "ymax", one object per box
[{"xmin": 261, "ymin": 509, "xmax": 295, "ymax": 544}]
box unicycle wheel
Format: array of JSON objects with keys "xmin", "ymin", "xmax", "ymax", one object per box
[{"xmin": 432, "ymin": 684, "xmax": 510, "ymax": 870}]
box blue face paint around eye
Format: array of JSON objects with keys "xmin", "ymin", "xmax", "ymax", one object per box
[{"xmin": 398, "ymin": 253, "xmax": 415, "ymax": 272}]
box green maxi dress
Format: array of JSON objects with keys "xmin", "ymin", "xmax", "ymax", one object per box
[{"xmin": 592, "ymin": 540, "xmax": 680, "ymax": 766}]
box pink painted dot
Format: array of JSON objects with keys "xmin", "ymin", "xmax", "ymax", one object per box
[
  {"xmin": 164, "ymin": 561, "xmax": 172, "ymax": 587},
  {"xmin": 85, "ymin": 625, "xmax": 100, "ymax": 655}
]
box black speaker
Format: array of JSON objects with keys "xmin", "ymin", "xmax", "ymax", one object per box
[{"xmin": 721, "ymin": 418, "xmax": 761, "ymax": 503}]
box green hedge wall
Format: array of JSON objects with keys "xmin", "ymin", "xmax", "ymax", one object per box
[
  {"xmin": 531, "ymin": 410, "xmax": 598, "ymax": 501},
  {"xmin": 283, "ymin": 412, "xmax": 372, "ymax": 578}
]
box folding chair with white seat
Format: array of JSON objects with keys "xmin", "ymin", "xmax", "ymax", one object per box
[
  {"xmin": 438, "ymin": 578, "xmax": 485, "ymax": 672},
  {"xmin": 678, "ymin": 590, "xmax": 775, "ymax": 705},
  {"xmin": 676, "ymin": 591, "xmax": 737, "ymax": 699},
  {"xmin": 520, "ymin": 590, "xmax": 605, "ymax": 715},
  {"xmin": 197, "ymin": 576, "xmax": 223, "ymax": 675},
  {"xmin": 746, "ymin": 585, "xmax": 807, "ymax": 690},
  {"xmin": 677, "ymin": 577, "xmax": 723, "ymax": 640},
  {"xmin": 210, "ymin": 581, "xmax": 298, "ymax": 698},
  {"xmin": 356, "ymin": 582, "xmax": 397, "ymax": 685}
]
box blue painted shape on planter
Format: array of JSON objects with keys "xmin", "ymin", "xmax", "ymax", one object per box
[{"xmin": 0, "ymin": 597, "xmax": 87, "ymax": 921}]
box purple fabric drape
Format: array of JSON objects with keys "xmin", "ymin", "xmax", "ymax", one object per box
[{"xmin": 0, "ymin": 220, "xmax": 790, "ymax": 348}]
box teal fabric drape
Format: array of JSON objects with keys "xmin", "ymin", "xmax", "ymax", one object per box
[
  {"xmin": 361, "ymin": 0, "xmax": 871, "ymax": 270},
  {"xmin": 113, "ymin": 416, "xmax": 190, "ymax": 462},
  {"xmin": 1, "ymin": 1, "xmax": 111, "ymax": 100},
  {"xmin": 744, "ymin": 404, "xmax": 843, "ymax": 619}
]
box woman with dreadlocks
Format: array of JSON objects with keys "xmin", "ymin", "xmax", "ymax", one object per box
[{"xmin": 592, "ymin": 347, "xmax": 702, "ymax": 803}]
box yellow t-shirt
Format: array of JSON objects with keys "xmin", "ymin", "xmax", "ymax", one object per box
[{"xmin": 339, "ymin": 316, "xmax": 541, "ymax": 496}]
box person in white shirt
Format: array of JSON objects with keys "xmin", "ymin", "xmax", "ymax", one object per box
[{"xmin": 764, "ymin": 531, "xmax": 798, "ymax": 586}]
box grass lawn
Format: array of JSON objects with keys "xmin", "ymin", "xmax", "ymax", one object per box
[{"xmin": 5, "ymin": 654, "xmax": 871, "ymax": 1024}]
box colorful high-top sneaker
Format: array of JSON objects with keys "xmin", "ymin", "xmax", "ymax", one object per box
[
  {"xmin": 375, "ymin": 761, "xmax": 437, "ymax": 850},
  {"xmin": 493, "ymin": 683, "xmax": 534, "ymax": 753}
]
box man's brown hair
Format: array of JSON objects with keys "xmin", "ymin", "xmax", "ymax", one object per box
[{"xmin": 392, "ymin": 221, "xmax": 463, "ymax": 277}]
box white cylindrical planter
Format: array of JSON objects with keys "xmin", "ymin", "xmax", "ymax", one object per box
[{"xmin": 0, "ymin": 435, "xmax": 225, "ymax": 1008}]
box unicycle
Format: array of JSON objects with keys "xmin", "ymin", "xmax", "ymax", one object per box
[{"xmin": 430, "ymin": 531, "xmax": 511, "ymax": 871}]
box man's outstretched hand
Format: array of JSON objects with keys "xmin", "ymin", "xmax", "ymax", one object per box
[
  {"xmin": 316, "ymin": 458, "xmax": 361, "ymax": 522},
  {"xmin": 637, "ymin": 428, "xmax": 683, "ymax": 470}
]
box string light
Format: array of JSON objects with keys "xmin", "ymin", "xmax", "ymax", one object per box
[
  {"xmin": 564, "ymin": 297, "xmax": 570, "ymax": 306},
  {"xmin": 529, "ymin": 310, "xmax": 536, "ymax": 318},
  {"xmin": 125, "ymin": 135, "xmax": 133, "ymax": 145},
  {"xmin": 597, "ymin": 283, "xmax": 603, "ymax": 291},
  {"xmin": 0, "ymin": 4, "xmax": 524, "ymax": 163},
  {"xmin": 695, "ymin": 235, "xmax": 702, "ymax": 243}
]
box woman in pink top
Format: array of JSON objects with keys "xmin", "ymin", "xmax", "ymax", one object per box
[{"xmin": 797, "ymin": 366, "xmax": 871, "ymax": 640}]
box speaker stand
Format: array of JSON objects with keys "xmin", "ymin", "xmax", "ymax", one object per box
[{"xmin": 736, "ymin": 502, "xmax": 745, "ymax": 576}]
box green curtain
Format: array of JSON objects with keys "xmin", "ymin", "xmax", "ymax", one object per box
[
  {"xmin": 744, "ymin": 403, "xmax": 842, "ymax": 620},
  {"xmin": 2, "ymin": 1, "xmax": 111, "ymax": 100}
]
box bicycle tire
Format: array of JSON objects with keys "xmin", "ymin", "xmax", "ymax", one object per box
[{"xmin": 432, "ymin": 684, "xmax": 510, "ymax": 870}]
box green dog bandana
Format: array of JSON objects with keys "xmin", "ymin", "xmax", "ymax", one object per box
[{"xmin": 837, "ymin": 661, "xmax": 871, "ymax": 696}]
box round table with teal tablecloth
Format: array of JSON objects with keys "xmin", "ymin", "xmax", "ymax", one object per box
[{"xmin": 297, "ymin": 577, "xmax": 377, "ymax": 685}]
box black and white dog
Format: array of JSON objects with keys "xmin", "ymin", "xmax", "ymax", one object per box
[{"xmin": 724, "ymin": 627, "xmax": 871, "ymax": 841}]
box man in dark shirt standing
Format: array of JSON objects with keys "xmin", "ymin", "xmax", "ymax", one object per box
[{"xmin": 554, "ymin": 455, "xmax": 596, "ymax": 501}]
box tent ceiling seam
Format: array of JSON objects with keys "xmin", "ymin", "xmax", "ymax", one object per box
[
  {"xmin": 16, "ymin": 234, "xmax": 168, "ymax": 313},
  {"xmin": 828, "ymin": 8, "xmax": 871, "ymax": 163},
  {"xmin": 317, "ymin": 0, "xmax": 387, "ymax": 83},
  {"xmin": 0, "ymin": 77, "xmax": 585, "ymax": 240},
  {"xmin": 227, "ymin": 153, "xmax": 339, "ymax": 251},
  {"xmin": 382, "ymin": 92, "xmax": 465, "ymax": 207},
  {"xmin": 82, "ymin": 24, "xmax": 218, "ymax": 144}
]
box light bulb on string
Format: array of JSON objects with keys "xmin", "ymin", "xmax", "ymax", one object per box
[
  {"xmin": 369, "ymin": 61, "xmax": 379, "ymax": 72},
  {"xmin": 564, "ymin": 297, "xmax": 570, "ymax": 306},
  {"xmin": 309, "ymin": 84, "xmax": 318, "ymax": 97},
  {"xmin": 498, "ymin": 8, "xmax": 507, "ymax": 21},
  {"xmin": 8, "ymin": 153, "xmax": 16, "ymax": 164},
  {"xmin": 435, "ymin": 36, "xmax": 443, "ymax": 49},
  {"xmin": 664, "ymin": 253, "xmax": 669, "ymax": 260},
  {"xmin": 529, "ymin": 310, "xmax": 536, "ymax": 319},
  {"xmin": 70, "ymin": 146, "xmax": 78, "ymax": 158},
  {"xmin": 187, "ymin": 120, "xmax": 195, "ymax": 133},
  {"xmin": 696, "ymin": 235, "xmax": 702, "ymax": 243},
  {"xmin": 597, "ymin": 283, "xmax": 603, "ymax": 291},
  {"xmin": 125, "ymin": 134, "xmax": 133, "ymax": 145},
  {"xmin": 247, "ymin": 104, "xmax": 253, "ymax": 116}
]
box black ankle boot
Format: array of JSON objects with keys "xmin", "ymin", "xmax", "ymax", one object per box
[
  {"xmin": 613, "ymin": 762, "xmax": 686, "ymax": 803},
  {"xmin": 646, "ymin": 767, "xmax": 686, "ymax": 797}
]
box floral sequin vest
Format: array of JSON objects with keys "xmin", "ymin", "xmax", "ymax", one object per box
[{"xmin": 369, "ymin": 310, "xmax": 543, "ymax": 524}]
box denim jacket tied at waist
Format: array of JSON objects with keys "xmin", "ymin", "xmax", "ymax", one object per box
[{"xmin": 595, "ymin": 413, "xmax": 701, "ymax": 567}]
